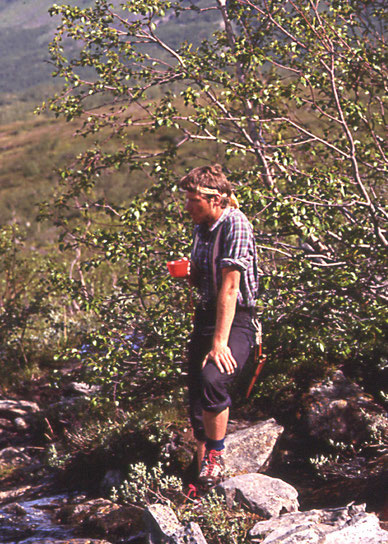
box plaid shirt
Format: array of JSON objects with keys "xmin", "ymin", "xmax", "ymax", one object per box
[{"xmin": 191, "ymin": 207, "xmax": 259, "ymax": 308}]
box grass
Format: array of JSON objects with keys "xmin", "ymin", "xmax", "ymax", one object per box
[
  {"xmin": 0, "ymin": 112, "xmax": 78, "ymax": 243},
  {"xmin": 0, "ymin": 103, "xmax": 155, "ymax": 243},
  {"xmin": 0, "ymin": 88, "xmax": 221, "ymax": 247},
  {"xmin": 0, "ymin": 0, "xmax": 221, "ymax": 241}
]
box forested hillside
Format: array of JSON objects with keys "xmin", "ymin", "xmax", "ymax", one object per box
[
  {"xmin": 0, "ymin": 0, "xmax": 219, "ymax": 238},
  {"xmin": 0, "ymin": 0, "xmax": 85, "ymax": 92},
  {"xmin": 0, "ymin": 0, "xmax": 217, "ymax": 94}
]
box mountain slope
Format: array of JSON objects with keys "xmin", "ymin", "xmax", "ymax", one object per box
[
  {"xmin": 0, "ymin": 0, "xmax": 93, "ymax": 93},
  {"xmin": 0, "ymin": 0, "xmax": 218, "ymax": 95}
]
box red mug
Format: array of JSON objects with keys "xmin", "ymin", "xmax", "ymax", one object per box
[{"xmin": 167, "ymin": 257, "xmax": 189, "ymax": 278}]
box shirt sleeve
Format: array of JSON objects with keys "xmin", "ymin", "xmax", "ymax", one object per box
[{"xmin": 219, "ymin": 212, "xmax": 253, "ymax": 271}]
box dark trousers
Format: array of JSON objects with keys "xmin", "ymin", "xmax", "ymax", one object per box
[{"xmin": 187, "ymin": 305, "xmax": 255, "ymax": 442}]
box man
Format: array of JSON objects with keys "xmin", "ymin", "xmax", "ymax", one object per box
[{"xmin": 179, "ymin": 164, "xmax": 259, "ymax": 488}]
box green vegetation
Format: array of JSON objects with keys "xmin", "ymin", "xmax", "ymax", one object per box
[
  {"xmin": 115, "ymin": 463, "xmax": 255, "ymax": 543},
  {"xmin": 0, "ymin": 0, "xmax": 220, "ymax": 237},
  {"xmin": 0, "ymin": 1, "xmax": 387, "ymax": 539},
  {"xmin": 36, "ymin": 0, "xmax": 386, "ymax": 404},
  {"xmin": 0, "ymin": 103, "xmax": 165, "ymax": 243}
]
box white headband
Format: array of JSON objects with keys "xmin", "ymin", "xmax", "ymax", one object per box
[
  {"xmin": 196, "ymin": 186, "xmax": 227, "ymax": 198},
  {"xmin": 180, "ymin": 186, "xmax": 239, "ymax": 208},
  {"xmin": 196, "ymin": 186, "xmax": 239, "ymax": 208}
]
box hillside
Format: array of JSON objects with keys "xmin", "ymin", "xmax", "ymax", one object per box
[
  {"xmin": 0, "ymin": 0, "xmax": 219, "ymax": 243},
  {"xmin": 0, "ymin": 110, "xmax": 181, "ymax": 244},
  {"xmin": 0, "ymin": 0, "xmax": 218, "ymax": 95},
  {"xmin": 0, "ymin": 0, "xmax": 92, "ymax": 93}
]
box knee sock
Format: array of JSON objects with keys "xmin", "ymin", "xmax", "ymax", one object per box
[{"xmin": 206, "ymin": 437, "xmax": 225, "ymax": 452}]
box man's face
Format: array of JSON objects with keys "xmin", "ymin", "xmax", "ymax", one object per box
[{"xmin": 184, "ymin": 191, "xmax": 221, "ymax": 226}]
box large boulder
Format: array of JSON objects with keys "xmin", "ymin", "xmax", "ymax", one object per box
[
  {"xmin": 303, "ymin": 370, "xmax": 388, "ymax": 447},
  {"xmin": 144, "ymin": 503, "xmax": 207, "ymax": 544},
  {"xmin": 57, "ymin": 498, "xmax": 142, "ymax": 538},
  {"xmin": 224, "ymin": 419, "xmax": 284, "ymax": 475},
  {"xmin": 0, "ymin": 399, "xmax": 40, "ymax": 418},
  {"xmin": 0, "ymin": 447, "xmax": 32, "ymax": 467},
  {"xmin": 0, "ymin": 485, "xmax": 33, "ymax": 504},
  {"xmin": 0, "ymin": 399, "xmax": 40, "ymax": 433},
  {"xmin": 217, "ymin": 473, "xmax": 299, "ymax": 518},
  {"xmin": 249, "ymin": 503, "xmax": 388, "ymax": 544}
]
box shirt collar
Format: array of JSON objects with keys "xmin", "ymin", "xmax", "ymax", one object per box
[{"xmin": 205, "ymin": 207, "xmax": 231, "ymax": 234}]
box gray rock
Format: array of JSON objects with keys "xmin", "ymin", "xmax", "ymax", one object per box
[
  {"xmin": 65, "ymin": 382, "xmax": 101, "ymax": 396},
  {"xmin": 0, "ymin": 485, "xmax": 33, "ymax": 504},
  {"xmin": 224, "ymin": 419, "xmax": 284, "ymax": 475},
  {"xmin": 175, "ymin": 522, "xmax": 209, "ymax": 544},
  {"xmin": 144, "ymin": 503, "xmax": 181, "ymax": 541},
  {"xmin": 144, "ymin": 503, "xmax": 207, "ymax": 544},
  {"xmin": 249, "ymin": 503, "xmax": 388, "ymax": 543},
  {"xmin": 24, "ymin": 538, "xmax": 111, "ymax": 544},
  {"xmin": 58, "ymin": 497, "xmax": 142, "ymax": 536},
  {"xmin": 304, "ymin": 370, "xmax": 388, "ymax": 447},
  {"xmin": 218, "ymin": 473, "xmax": 299, "ymax": 518},
  {"xmin": 0, "ymin": 417, "xmax": 14, "ymax": 430},
  {"xmin": 0, "ymin": 399, "xmax": 40, "ymax": 419},
  {"xmin": 0, "ymin": 446, "xmax": 31, "ymax": 466},
  {"xmin": 323, "ymin": 511, "xmax": 388, "ymax": 544},
  {"xmin": 14, "ymin": 416, "xmax": 29, "ymax": 431}
]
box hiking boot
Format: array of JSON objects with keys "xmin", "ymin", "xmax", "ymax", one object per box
[{"xmin": 198, "ymin": 449, "xmax": 225, "ymax": 488}]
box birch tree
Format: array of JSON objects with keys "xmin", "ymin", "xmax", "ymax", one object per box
[{"xmin": 41, "ymin": 0, "xmax": 387, "ymax": 404}]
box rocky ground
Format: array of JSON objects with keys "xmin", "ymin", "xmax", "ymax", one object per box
[{"xmin": 0, "ymin": 370, "xmax": 387, "ymax": 543}]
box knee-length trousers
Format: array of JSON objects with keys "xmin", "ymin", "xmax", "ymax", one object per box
[{"xmin": 187, "ymin": 306, "xmax": 255, "ymax": 442}]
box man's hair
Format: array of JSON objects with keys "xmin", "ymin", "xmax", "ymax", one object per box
[{"xmin": 179, "ymin": 164, "xmax": 232, "ymax": 208}]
